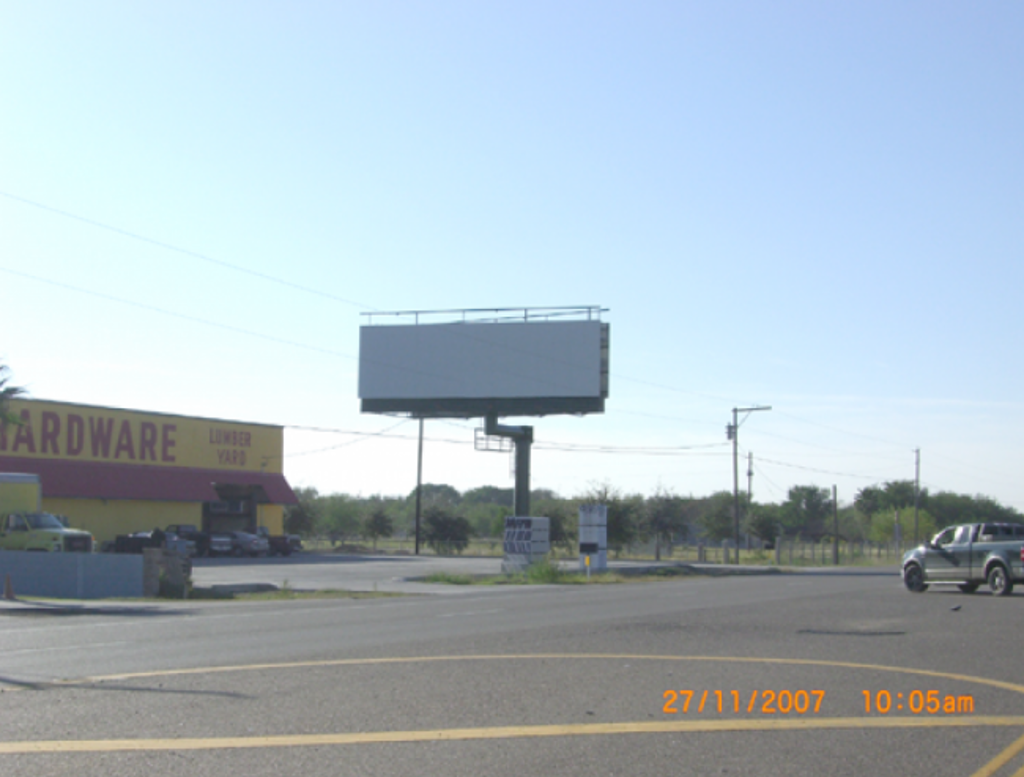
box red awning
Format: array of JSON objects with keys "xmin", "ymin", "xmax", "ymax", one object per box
[{"xmin": 0, "ymin": 456, "xmax": 297, "ymax": 505}]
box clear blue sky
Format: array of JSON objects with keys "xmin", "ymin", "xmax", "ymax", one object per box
[{"xmin": 2, "ymin": 1, "xmax": 1022, "ymax": 509}]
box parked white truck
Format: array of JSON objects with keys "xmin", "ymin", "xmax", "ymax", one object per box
[
  {"xmin": 0, "ymin": 473, "xmax": 94, "ymax": 552},
  {"xmin": 902, "ymin": 523, "xmax": 1024, "ymax": 596}
]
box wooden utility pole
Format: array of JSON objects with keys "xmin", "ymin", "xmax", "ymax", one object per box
[
  {"xmin": 747, "ymin": 452, "xmax": 753, "ymax": 503},
  {"xmin": 729, "ymin": 406, "xmax": 771, "ymax": 563},
  {"xmin": 913, "ymin": 448, "xmax": 921, "ymax": 545},
  {"xmin": 832, "ymin": 484, "xmax": 839, "ymax": 565}
]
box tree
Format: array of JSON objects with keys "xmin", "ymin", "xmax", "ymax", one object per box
[
  {"xmin": 0, "ymin": 364, "xmax": 26, "ymax": 429},
  {"xmin": 781, "ymin": 485, "xmax": 833, "ymax": 539},
  {"xmin": 318, "ymin": 494, "xmax": 362, "ymax": 544},
  {"xmin": 462, "ymin": 486, "xmax": 513, "ymax": 507},
  {"xmin": 745, "ymin": 502, "xmax": 783, "ymax": 543},
  {"xmin": 868, "ymin": 508, "xmax": 936, "ymax": 544},
  {"xmin": 836, "ymin": 505, "xmax": 869, "ymax": 542},
  {"xmin": 854, "ymin": 486, "xmax": 886, "ymax": 517},
  {"xmin": 362, "ymin": 508, "xmax": 393, "ymax": 551},
  {"xmin": 408, "ymin": 483, "xmax": 461, "ymax": 509},
  {"xmin": 533, "ymin": 496, "xmax": 576, "ymax": 552},
  {"xmin": 927, "ymin": 491, "xmax": 1023, "ymax": 527},
  {"xmin": 284, "ymin": 486, "xmax": 320, "ymax": 536},
  {"xmin": 882, "ymin": 480, "xmax": 919, "ymax": 510},
  {"xmin": 645, "ymin": 491, "xmax": 691, "ymax": 559},
  {"xmin": 423, "ymin": 505, "xmax": 472, "ymax": 554},
  {"xmin": 462, "ymin": 502, "xmax": 505, "ymax": 538},
  {"xmin": 855, "ymin": 481, "xmax": 928, "ymax": 516},
  {"xmin": 696, "ymin": 491, "xmax": 735, "ymax": 542}
]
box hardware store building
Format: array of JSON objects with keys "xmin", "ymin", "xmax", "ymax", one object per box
[{"xmin": 0, "ymin": 398, "xmax": 297, "ymax": 543}]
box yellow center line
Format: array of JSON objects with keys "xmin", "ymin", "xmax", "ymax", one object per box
[
  {"xmin": 59, "ymin": 653, "xmax": 1024, "ymax": 697},
  {"xmin": 3, "ymin": 716, "xmax": 1024, "ymax": 754},
  {"xmin": 970, "ymin": 731, "xmax": 1024, "ymax": 777}
]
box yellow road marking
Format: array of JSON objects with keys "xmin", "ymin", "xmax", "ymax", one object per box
[
  {"xmin": 5, "ymin": 653, "xmax": 1024, "ymax": 774},
  {"xmin": 60, "ymin": 653, "xmax": 1024, "ymax": 698},
  {"xmin": 970, "ymin": 731, "xmax": 1024, "ymax": 777},
  {"xmin": 3, "ymin": 716, "xmax": 1024, "ymax": 754}
]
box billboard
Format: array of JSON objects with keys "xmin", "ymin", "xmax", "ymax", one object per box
[{"xmin": 359, "ymin": 319, "xmax": 609, "ymax": 417}]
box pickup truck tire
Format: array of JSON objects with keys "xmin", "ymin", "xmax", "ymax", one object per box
[
  {"xmin": 903, "ymin": 563, "xmax": 928, "ymax": 592},
  {"xmin": 957, "ymin": 582, "xmax": 979, "ymax": 594},
  {"xmin": 987, "ymin": 564, "xmax": 1014, "ymax": 597}
]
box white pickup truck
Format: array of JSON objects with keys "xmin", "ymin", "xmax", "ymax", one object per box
[{"xmin": 902, "ymin": 523, "xmax": 1024, "ymax": 596}]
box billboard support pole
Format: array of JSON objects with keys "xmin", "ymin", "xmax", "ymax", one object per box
[
  {"xmin": 415, "ymin": 418, "xmax": 424, "ymax": 555},
  {"xmin": 485, "ymin": 415, "xmax": 533, "ymax": 517}
]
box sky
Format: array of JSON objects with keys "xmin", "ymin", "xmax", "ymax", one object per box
[{"xmin": 1, "ymin": 1, "xmax": 1022, "ymax": 509}]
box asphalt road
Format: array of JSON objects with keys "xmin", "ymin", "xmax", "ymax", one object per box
[{"xmin": 2, "ymin": 557, "xmax": 1023, "ymax": 777}]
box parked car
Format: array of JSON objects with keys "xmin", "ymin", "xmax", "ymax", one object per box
[
  {"xmin": 256, "ymin": 526, "xmax": 299, "ymax": 557},
  {"xmin": 165, "ymin": 524, "xmax": 209, "ymax": 557},
  {"xmin": 229, "ymin": 531, "xmax": 269, "ymax": 557},
  {"xmin": 115, "ymin": 530, "xmax": 195, "ymax": 558},
  {"xmin": 207, "ymin": 532, "xmax": 235, "ymax": 557}
]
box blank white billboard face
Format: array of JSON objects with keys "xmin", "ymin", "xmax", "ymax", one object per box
[{"xmin": 359, "ymin": 320, "xmax": 608, "ymax": 417}]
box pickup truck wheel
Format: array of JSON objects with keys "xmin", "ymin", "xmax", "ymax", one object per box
[
  {"xmin": 903, "ymin": 564, "xmax": 928, "ymax": 592},
  {"xmin": 987, "ymin": 564, "xmax": 1014, "ymax": 597},
  {"xmin": 957, "ymin": 582, "xmax": 979, "ymax": 594}
]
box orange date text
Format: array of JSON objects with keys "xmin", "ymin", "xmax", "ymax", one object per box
[{"xmin": 662, "ymin": 689, "xmax": 826, "ymax": 715}]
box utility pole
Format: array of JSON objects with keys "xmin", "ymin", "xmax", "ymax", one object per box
[
  {"xmin": 747, "ymin": 452, "xmax": 753, "ymax": 503},
  {"xmin": 832, "ymin": 484, "xmax": 839, "ymax": 565},
  {"xmin": 913, "ymin": 448, "xmax": 921, "ymax": 545},
  {"xmin": 728, "ymin": 406, "xmax": 771, "ymax": 563}
]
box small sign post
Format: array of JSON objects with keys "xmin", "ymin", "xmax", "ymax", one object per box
[
  {"xmin": 502, "ymin": 516, "xmax": 550, "ymax": 573},
  {"xmin": 578, "ymin": 505, "xmax": 608, "ymax": 573}
]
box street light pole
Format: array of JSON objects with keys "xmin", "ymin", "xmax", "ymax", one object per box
[{"xmin": 728, "ymin": 405, "xmax": 771, "ymax": 563}]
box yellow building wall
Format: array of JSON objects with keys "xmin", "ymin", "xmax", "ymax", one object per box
[
  {"xmin": 44, "ymin": 498, "xmax": 202, "ymax": 544},
  {"xmin": 43, "ymin": 499, "xmax": 284, "ymax": 542},
  {"xmin": 259, "ymin": 504, "xmax": 285, "ymax": 535},
  {"xmin": 3, "ymin": 398, "xmax": 284, "ymax": 474}
]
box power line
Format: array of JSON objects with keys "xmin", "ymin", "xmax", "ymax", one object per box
[
  {"xmin": 751, "ymin": 461, "xmax": 785, "ymax": 500},
  {"xmin": 0, "ymin": 265, "xmax": 357, "ymax": 360},
  {"xmin": 0, "ymin": 191, "xmax": 377, "ymax": 310},
  {"xmin": 286, "ymin": 425, "xmax": 733, "ymax": 458},
  {"xmin": 2, "ymin": 261, "xmax": 980, "ymax": 484},
  {"xmin": 750, "ymin": 453, "xmax": 887, "ymax": 481},
  {"xmin": 772, "ymin": 408, "xmax": 913, "ymax": 450},
  {"xmin": 0, "ymin": 192, "xmax": 976, "ymax": 476},
  {"xmin": 287, "ymin": 418, "xmax": 411, "ymax": 458}
]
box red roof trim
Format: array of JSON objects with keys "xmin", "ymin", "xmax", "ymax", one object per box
[{"xmin": 0, "ymin": 456, "xmax": 297, "ymax": 505}]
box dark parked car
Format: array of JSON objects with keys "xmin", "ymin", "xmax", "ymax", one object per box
[
  {"xmin": 207, "ymin": 532, "xmax": 235, "ymax": 557},
  {"xmin": 229, "ymin": 531, "xmax": 269, "ymax": 557}
]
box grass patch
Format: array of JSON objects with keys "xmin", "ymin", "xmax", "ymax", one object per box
[
  {"xmin": 421, "ymin": 572, "xmax": 474, "ymax": 585},
  {"xmin": 235, "ymin": 589, "xmax": 405, "ymax": 601},
  {"xmin": 419, "ymin": 561, "xmax": 784, "ymax": 586},
  {"xmin": 420, "ymin": 558, "xmax": 630, "ymax": 586},
  {"xmin": 187, "ymin": 586, "xmax": 406, "ymax": 601}
]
